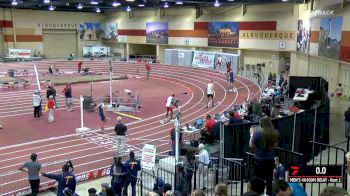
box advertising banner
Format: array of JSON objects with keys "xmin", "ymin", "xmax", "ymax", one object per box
[
  {"xmin": 79, "ymin": 23, "xmax": 101, "ymax": 41},
  {"xmin": 8, "ymin": 49, "xmax": 31, "ymax": 58},
  {"xmin": 192, "ymin": 51, "xmax": 216, "ymax": 69},
  {"xmin": 296, "ymin": 20, "xmax": 311, "ymax": 53},
  {"xmin": 146, "ymin": 22, "xmax": 169, "ymax": 44},
  {"xmin": 141, "ymin": 144, "xmax": 156, "ymax": 170},
  {"xmin": 208, "ymin": 22, "xmax": 239, "ymax": 48},
  {"xmin": 318, "ymin": 16, "xmax": 343, "ymax": 59},
  {"xmin": 101, "ymin": 22, "xmax": 118, "ymax": 41}
]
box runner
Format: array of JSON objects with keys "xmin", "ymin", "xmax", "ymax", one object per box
[
  {"xmin": 145, "ymin": 60, "xmax": 151, "ymax": 80},
  {"xmin": 77, "ymin": 61, "xmax": 83, "ymax": 73},
  {"xmin": 97, "ymin": 103, "xmax": 108, "ymax": 134},
  {"xmin": 207, "ymin": 80, "xmax": 214, "ymax": 108},
  {"xmin": 334, "ymin": 83, "xmax": 343, "ymax": 104},
  {"xmin": 165, "ymin": 94, "xmax": 175, "ymax": 121},
  {"xmin": 226, "ymin": 61, "xmax": 231, "ymax": 82},
  {"xmin": 216, "ymin": 55, "xmax": 222, "ymax": 73}
]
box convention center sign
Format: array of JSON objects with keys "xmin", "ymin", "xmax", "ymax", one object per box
[
  {"xmin": 192, "ymin": 51, "xmax": 216, "ymax": 68},
  {"xmin": 146, "ymin": 22, "xmax": 169, "ymax": 44},
  {"xmin": 37, "ymin": 23, "xmax": 78, "ymax": 29},
  {"xmin": 208, "ymin": 22, "xmax": 239, "ymax": 48},
  {"xmin": 239, "ymin": 31, "xmax": 295, "ymax": 40}
]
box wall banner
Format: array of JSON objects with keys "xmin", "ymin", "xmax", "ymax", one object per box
[
  {"xmin": 192, "ymin": 51, "xmax": 216, "ymax": 69},
  {"xmin": 8, "ymin": 49, "xmax": 31, "ymax": 58},
  {"xmin": 239, "ymin": 31, "xmax": 295, "ymax": 40}
]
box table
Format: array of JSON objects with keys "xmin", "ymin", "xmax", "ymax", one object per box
[{"xmin": 293, "ymin": 88, "xmax": 314, "ymax": 102}]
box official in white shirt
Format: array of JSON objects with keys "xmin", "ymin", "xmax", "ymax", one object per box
[
  {"xmin": 33, "ymin": 91, "xmax": 41, "ymax": 119},
  {"xmin": 207, "ymin": 81, "xmax": 214, "ymax": 108},
  {"xmin": 197, "ymin": 143, "xmax": 209, "ymax": 190}
]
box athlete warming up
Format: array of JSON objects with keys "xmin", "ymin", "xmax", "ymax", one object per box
[
  {"xmin": 165, "ymin": 94, "xmax": 175, "ymax": 121},
  {"xmin": 207, "ymin": 80, "xmax": 214, "ymax": 108}
]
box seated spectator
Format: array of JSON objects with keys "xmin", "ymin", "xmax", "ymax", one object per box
[
  {"xmin": 88, "ymin": 188, "xmax": 97, "ymax": 196},
  {"xmin": 215, "ymin": 183, "xmax": 227, "ymax": 196},
  {"xmin": 273, "ymin": 179, "xmax": 306, "ymax": 196},
  {"xmin": 63, "ymin": 188, "xmax": 79, "ymax": 196},
  {"xmin": 243, "ymin": 176, "xmax": 265, "ymax": 196},
  {"xmin": 273, "ymin": 157, "xmax": 285, "ymax": 181},
  {"xmin": 98, "ymin": 183, "xmax": 109, "ymax": 196},
  {"xmin": 104, "ymin": 187, "xmax": 115, "ymax": 196},
  {"xmin": 226, "ymin": 110, "xmax": 241, "ymax": 125},
  {"xmin": 191, "ymin": 189, "xmax": 206, "ymax": 196},
  {"xmin": 201, "ymin": 115, "xmax": 216, "ymax": 143},
  {"xmin": 163, "ymin": 183, "xmax": 173, "ymax": 196},
  {"xmin": 320, "ymin": 186, "xmax": 348, "ymax": 196}
]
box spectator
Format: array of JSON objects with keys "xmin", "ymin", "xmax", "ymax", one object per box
[
  {"xmin": 175, "ymin": 165, "xmax": 188, "ymax": 195},
  {"xmin": 198, "ymin": 143, "xmax": 209, "ymax": 190},
  {"xmin": 162, "ymin": 183, "xmax": 172, "ymax": 196},
  {"xmin": 152, "ymin": 177, "xmax": 165, "ymax": 195},
  {"xmin": 345, "ymin": 152, "xmax": 350, "ymax": 175},
  {"xmin": 249, "ymin": 117, "xmax": 279, "ymax": 195},
  {"xmin": 88, "ymin": 188, "xmax": 98, "ymax": 196},
  {"xmin": 334, "ymin": 83, "xmax": 343, "ymax": 104},
  {"xmin": 68, "ymin": 52, "xmax": 74, "ymax": 60},
  {"xmin": 170, "ymin": 126, "xmax": 182, "ymax": 156},
  {"xmin": 110, "ymin": 157, "xmax": 127, "ymax": 196},
  {"xmin": 320, "ymin": 186, "xmax": 348, "ymax": 196},
  {"xmin": 41, "ymin": 164, "xmax": 76, "ymax": 196},
  {"xmin": 47, "ymin": 95, "xmax": 55, "ymax": 123},
  {"xmin": 18, "ymin": 153, "xmax": 41, "ymax": 196},
  {"xmin": 63, "ymin": 188, "xmax": 79, "ymax": 196},
  {"xmin": 33, "ymin": 91, "xmax": 41, "ymax": 119},
  {"xmin": 243, "ymin": 177, "xmax": 265, "ymax": 196},
  {"xmin": 201, "ymin": 114, "xmax": 215, "ymax": 143},
  {"xmin": 78, "ymin": 61, "xmax": 83, "ymax": 73},
  {"xmin": 345, "ymin": 107, "xmax": 350, "ymax": 138},
  {"xmin": 49, "ymin": 65, "xmax": 53, "ymax": 74},
  {"xmin": 123, "ymin": 151, "xmax": 141, "ymax": 196},
  {"xmin": 146, "ymin": 192, "xmax": 159, "ymax": 196},
  {"xmin": 114, "ymin": 117, "xmax": 128, "ymax": 155},
  {"xmin": 183, "ymin": 150, "xmax": 195, "ymax": 192},
  {"xmin": 215, "ymin": 183, "xmax": 227, "ymax": 196},
  {"xmin": 273, "ymin": 157, "xmax": 285, "ymax": 181},
  {"xmin": 191, "ymin": 189, "xmax": 205, "ymax": 196},
  {"xmin": 273, "ymin": 179, "xmax": 306, "ymax": 196},
  {"xmin": 62, "ymin": 83, "xmax": 73, "ymax": 112},
  {"xmin": 47, "ymin": 84, "xmax": 57, "ymax": 108},
  {"xmin": 98, "ymin": 183, "xmax": 109, "ymax": 196},
  {"xmin": 105, "ymin": 187, "xmax": 115, "ymax": 196}
]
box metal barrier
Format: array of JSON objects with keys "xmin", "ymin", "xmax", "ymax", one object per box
[
  {"xmin": 0, "ymin": 159, "xmax": 66, "ymax": 196},
  {"xmin": 101, "ymin": 90, "xmax": 141, "ymax": 115},
  {"xmin": 306, "ymin": 141, "xmax": 347, "ymax": 196}
]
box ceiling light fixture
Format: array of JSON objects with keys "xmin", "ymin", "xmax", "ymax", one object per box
[
  {"xmin": 138, "ymin": 3, "xmax": 145, "ymax": 7},
  {"xmin": 164, "ymin": 2, "xmax": 169, "ymax": 8},
  {"xmin": 125, "ymin": 0, "xmax": 135, "ymax": 1},
  {"xmin": 11, "ymin": 0, "xmax": 18, "ymax": 5},
  {"xmin": 90, "ymin": 0, "xmax": 98, "ymax": 5},
  {"xmin": 77, "ymin": 3, "xmax": 83, "ymax": 9},
  {"xmin": 49, "ymin": 5, "xmax": 55, "ymax": 10},
  {"xmin": 43, "ymin": 0, "xmax": 50, "ymax": 3},
  {"xmin": 112, "ymin": 1, "xmax": 121, "ymax": 7},
  {"xmin": 126, "ymin": 6, "xmax": 131, "ymax": 12},
  {"xmin": 214, "ymin": 0, "xmax": 220, "ymax": 7},
  {"xmin": 281, "ymin": 0, "xmax": 289, "ymax": 1},
  {"xmin": 175, "ymin": 1, "xmax": 183, "ymax": 5},
  {"xmin": 96, "ymin": 7, "xmax": 101, "ymax": 13}
]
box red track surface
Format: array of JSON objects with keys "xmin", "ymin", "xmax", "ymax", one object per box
[{"xmin": 0, "ymin": 61, "xmax": 261, "ymax": 195}]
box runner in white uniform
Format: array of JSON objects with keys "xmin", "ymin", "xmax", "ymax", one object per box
[
  {"xmin": 165, "ymin": 94, "xmax": 175, "ymax": 120},
  {"xmin": 207, "ymin": 81, "xmax": 214, "ymax": 108}
]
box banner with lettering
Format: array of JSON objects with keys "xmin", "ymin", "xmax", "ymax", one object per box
[
  {"xmin": 239, "ymin": 31, "xmax": 295, "ymax": 40},
  {"xmin": 141, "ymin": 144, "xmax": 156, "ymax": 170},
  {"xmin": 192, "ymin": 51, "xmax": 216, "ymax": 69},
  {"xmin": 8, "ymin": 49, "xmax": 31, "ymax": 58}
]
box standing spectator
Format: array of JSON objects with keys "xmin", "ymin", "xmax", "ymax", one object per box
[
  {"xmin": 170, "ymin": 126, "xmax": 182, "ymax": 156},
  {"xmin": 41, "ymin": 164, "xmax": 76, "ymax": 196},
  {"xmin": 198, "ymin": 143, "xmax": 209, "ymax": 190},
  {"xmin": 249, "ymin": 117, "xmax": 279, "ymax": 195},
  {"xmin": 215, "ymin": 183, "xmax": 227, "ymax": 196},
  {"xmin": 114, "ymin": 117, "xmax": 128, "ymax": 154},
  {"xmin": 273, "ymin": 157, "xmax": 285, "ymax": 181},
  {"xmin": 97, "ymin": 103, "xmax": 108, "ymax": 134},
  {"xmin": 18, "ymin": 153, "xmax": 41, "ymax": 196},
  {"xmin": 98, "ymin": 183, "xmax": 109, "ymax": 196},
  {"xmin": 47, "ymin": 84, "xmax": 57, "ymax": 109},
  {"xmin": 175, "ymin": 165, "xmax": 188, "ymax": 195},
  {"xmin": 243, "ymin": 177, "xmax": 266, "ymax": 196},
  {"xmin": 63, "ymin": 83, "xmax": 73, "ymax": 112},
  {"xmin": 88, "ymin": 188, "xmax": 98, "ymax": 196},
  {"xmin": 345, "ymin": 107, "xmax": 350, "ymax": 138},
  {"xmin": 48, "ymin": 65, "xmax": 53, "ymax": 75},
  {"xmin": 63, "ymin": 188, "xmax": 79, "ymax": 196},
  {"xmin": 334, "ymin": 83, "xmax": 343, "ymax": 104},
  {"xmin": 77, "ymin": 61, "xmax": 83, "ymax": 73},
  {"xmin": 33, "ymin": 91, "xmax": 41, "ymax": 119},
  {"xmin": 47, "ymin": 95, "xmax": 55, "ymax": 123},
  {"xmin": 110, "ymin": 157, "xmax": 127, "ymax": 196},
  {"xmin": 38, "ymin": 91, "xmax": 44, "ymax": 116},
  {"xmin": 273, "ymin": 179, "xmax": 306, "ymax": 196},
  {"xmin": 207, "ymin": 80, "xmax": 214, "ymax": 108},
  {"xmin": 216, "ymin": 55, "xmax": 222, "ymax": 72},
  {"xmin": 123, "ymin": 151, "xmax": 141, "ymax": 196},
  {"xmin": 183, "ymin": 150, "xmax": 195, "ymax": 192},
  {"xmin": 145, "ymin": 60, "xmax": 151, "ymax": 80}
]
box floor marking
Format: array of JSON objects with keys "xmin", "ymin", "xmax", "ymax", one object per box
[{"xmin": 113, "ymin": 111, "xmax": 142, "ymax": 120}]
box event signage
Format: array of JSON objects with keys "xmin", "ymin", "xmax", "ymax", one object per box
[
  {"xmin": 239, "ymin": 31, "xmax": 295, "ymax": 40},
  {"xmin": 192, "ymin": 51, "xmax": 216, "ymax": 68},
  {"xmin": 37, "ymin": 23, "xmax": 78, "ymax": 29},
  {"xmin": 141, "ymin": 144, "xmax": 156, "ymax": 170},
  {"xmin": 8, "ymin": 49, "xmax": 31, "ymax": 58}
]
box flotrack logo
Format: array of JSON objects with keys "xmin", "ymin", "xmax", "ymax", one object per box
[{"xmin": 309, "ymin": 9, "xmax": 335, "ymax": 18}]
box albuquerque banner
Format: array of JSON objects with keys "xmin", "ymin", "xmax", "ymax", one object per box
[{"xmin": 192, "ymin": 51, "xmax": 216, "ymax": 68}]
